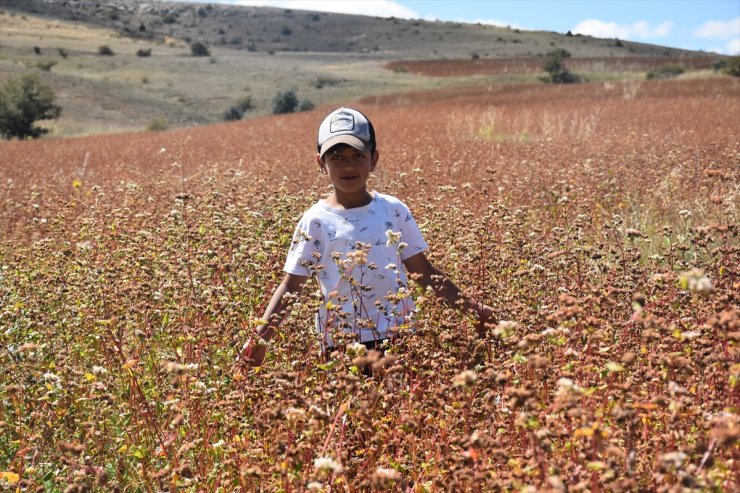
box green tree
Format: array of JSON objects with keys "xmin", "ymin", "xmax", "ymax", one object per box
[
  {"xmin": 543, "ymin": 49, "xmax": 579, "ymax": 83},
  {"xmin": 190, "ymin": 41, "xmax": 210, "ymax": 57},
  {"xmin": 724, "ymin": 56, "xmax": 740, "ymax": 77},
  {"xmin": 0, "ymin": 74, "xmax": 61, "ymax": 139},
  {"xmin": 272, "ymin": 90, "xmax": 298, "ymax": 114}
]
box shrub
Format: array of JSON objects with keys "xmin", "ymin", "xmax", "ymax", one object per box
[
  {"xmin": 0, "ymin": 73, "xmax": 61, "ymax": 139},
  {"xmin": 145, "ymin": 116, "xmax": 168, "ymax": 131},
  {"xmin": 272, "ymin": 90, "xmax": 298, "ymax": 114},
  {"xmin": 57, "ymin": 48, "xmax": 68, "ymax": 58},
  {"xmin": 190, "ymin": 41, "xmax": 210, "ymax": 57},
  {"xmin": 712, "ymin": 58, "xmax": 727, "ymax": 72},
  {"xmin": 298, "ymin": 99, "xmax": 314, "ymax": 112},
  {"xmin": 36, "ymin": 60, "xmax": 56, "ymax": 71},
  {"xmin": 235, "ymin": 96, "xmax": 254, "ymax": 113},
  {"xmin": 723, "ymin": 56, "xmax": 740, "ymax": 77},
  {"xmin": 543, "ymin": 49, "xmax": 579, "ymax": 83},
  {"xmin": 136, "ymin": 48, "xmax": 152, "ymax": 57},
  {"xmin": 98, "ymin": 45, "xmax": 114, "ymax": 56},
  {"xmin": 646, "ymin": 65, "xmax": 684, "ymax": 80},
  {"xmin": 223, "ymin": 106, "xmax": 243, "ymax": 121}
]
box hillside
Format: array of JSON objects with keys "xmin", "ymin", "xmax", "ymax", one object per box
[{"xmin": 0, "ymin": 0, "xmax": 719, "ymax": 136}]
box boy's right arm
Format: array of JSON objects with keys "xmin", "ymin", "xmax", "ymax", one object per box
[{"xmin": 239, "ymin": 272, "xmax": 308, "ymax": 367}]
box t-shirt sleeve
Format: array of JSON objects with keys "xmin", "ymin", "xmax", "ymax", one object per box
[
  {"xmin": 396, "ymin": 201, "xmax": 428, "ymax": 261},
  {"xmin": 283, "ymin": 213, "xmax": 322, "ymax": 276}
]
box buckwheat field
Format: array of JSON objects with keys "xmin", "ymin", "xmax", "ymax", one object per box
[{"xmin": 1, "ymin": 78, "xmax": 738, "ymax": 491}]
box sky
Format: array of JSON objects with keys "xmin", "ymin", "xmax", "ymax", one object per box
[{"xmin": 180, "ymin": 0, "xmax": 740, "ymax": 55}]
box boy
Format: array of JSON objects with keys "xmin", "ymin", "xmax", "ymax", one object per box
[{"xmin": 241, "ymin": 107, "xmax": 494, "ymax": 366}]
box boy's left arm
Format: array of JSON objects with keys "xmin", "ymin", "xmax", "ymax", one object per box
[{"xmin": 403, "ymin": 252, "xmax": 495, "ymax": 336}]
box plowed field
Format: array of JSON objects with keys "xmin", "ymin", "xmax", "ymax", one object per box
[
  {"xmin": 386, "ymin": 56, "xmax": 718, "ymax": 77},
  {"xmin": 0, "ymin": 78, "xmax": 738, "ymax": 491}
]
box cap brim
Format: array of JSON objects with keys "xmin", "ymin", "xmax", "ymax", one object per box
[{"xmin": 319, "ymin": 135, "xmax": 370, "ymax": 158}]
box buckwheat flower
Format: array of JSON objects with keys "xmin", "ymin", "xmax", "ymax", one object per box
[
  {"xmin": 374, "ymin": 466, "xmax": 402, "ymax": 481},
  {"xmin": 453, "ymin": 370, "xmax": 478, "ymax": 387},
  {"xmin": 285, "ymin": 407, "xmax": 307, "ymax": 425},
  {"xmin": 556, "ymin": 377, "xmax": 582, "ymax": 394},
  {"xmin": 386, "ymin": 229, "xmax": 401, "ymax": 247},
  {"xmin": 212, "ymin": 440, "xmax": 225, "ymax": 449},
  {"xmin": 658, "ymin": 451, "xmax": 687, "ymax": 469},
  {"xmin": 678, "ymin": 209, "xmax": 692, "ymax": 220},
  {"xmin": 385, "ymin": 263, "xmax": 397, "ymax": 271},
  {"xmin": 306, "ymin": 482, "xmax": 324, "ymax": 492},
  {"xmin": 314, "ymin": 456, "xmax": 343, "ymax": 473},
  {"xmin": 76, "ymin": 241, "xmax": 92, "ymax": 252},
  {"xmin": 347, "ymin": 342, "xmax": 367, "ymax": 358},
  {"xmin": 91, "ymin": 366, "xmax": 108, "ymax": 375},
  {"xmin": 349, "ymin": 250, "xmax": 367, "ymax": 265},
  {"xmin": 493, "ymin": 320, "xmax": 518, "ymax": 339},
  {"xmin": 43, "ymin": 372, "xmax": 60, "ymax": 382},
  {"xmin": 397, "ymin": 242, "xmax": 407, "ymax": 252},
  {"xmin": 679, "ymin": 268, "xmax": 713, "ymax": 294}
]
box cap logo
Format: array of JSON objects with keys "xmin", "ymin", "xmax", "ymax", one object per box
[{"xmin": 329, "ymin": 112, "xmax": 355, "ymax": 133}]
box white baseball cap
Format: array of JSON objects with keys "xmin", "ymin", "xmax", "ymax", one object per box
[{"xmin": 317, "ymin": 107, "xmax": 376, "ymax": 158}]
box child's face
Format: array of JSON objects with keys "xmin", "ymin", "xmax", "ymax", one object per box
[{"xmin": 318, "ymin": 144, "xmax": 378, "ymax": 196}]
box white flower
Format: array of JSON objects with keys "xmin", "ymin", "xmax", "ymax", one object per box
[
  {"xmin": 346, "ymin": 342, "xmax": 367, "ymax": 358},
  {"xmin": 374, "ymin": 466, "xmax": 402, "ymax": 481},
  {"xmin": 43, "ymin": 372, "xmax": 60, "ymax": 382},
  {"xmin": 91, "ymin": 366, "xmax": 108, "ymax": 375},
  {"xmin": 453, "ymin": 370, "xmax": 478, "ymax": 387},
  {"xmin": 211, "ymin": 440, "xmax": 225, "ymax": 449},
  {"xmin": 314, "ymin": 456, "xmax": 343, "ymax": 473},
  {"xmin": 385, "ymin": 229, "xmax": 401, "ymax": 247},
  {"xmin": 556, "ymin": 377, "xmax": 582, "ymax": 393},
  {"xmin": 306, "ymin": 481, "xmax": 324, "ymax": 492},
  {"xmin": 679, "ymin": 268, "xmax": 713, "ymax": 294},
  {"xmin": 493, "ymin": 320, "xmax": 518, "ymax": 338}
]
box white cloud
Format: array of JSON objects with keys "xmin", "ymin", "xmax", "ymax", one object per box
[
  {"xmin": 693, "ymin": 17, "xmax": 740, "ymax": 39},
  {"xmin": 573, "ymin": 19, "xmax": 673, "ymax": 40},
  {"xmin": 727, "ymin": 38, "xmax": 740, "ymax": 55},
  {"xmin": 183, "ymin": 0, "xmax": 418, "ymax": 18}
]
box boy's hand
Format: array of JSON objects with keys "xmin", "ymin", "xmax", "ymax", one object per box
[
  {"xmin": 476, "ymin": 303, "xmax": 495, "ymax": 337},
  {"xmin": 239, "ymin": 337, "xmax": 268, "ymax": 367}
]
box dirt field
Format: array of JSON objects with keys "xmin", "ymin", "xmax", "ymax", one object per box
[
  {"xmin": 386, "ymin": 56, "xmax": 720, "ymax": 77},
  {"xmin": 0, "ymin": 77, "xmax": 738, "ymax": 491}
]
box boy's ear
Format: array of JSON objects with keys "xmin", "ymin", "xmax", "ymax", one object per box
[
  {"xmin": 370, "ymin": 150, "xmax": 379, "ymax": 170},
  {"xmin": 316, "ymin": 153, "xmax": 326, "ymax": 173}
]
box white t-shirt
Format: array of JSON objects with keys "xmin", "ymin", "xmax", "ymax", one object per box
[{"xmin": 284, "ymin": 192, "xmax": 428, "ymax": 345}]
